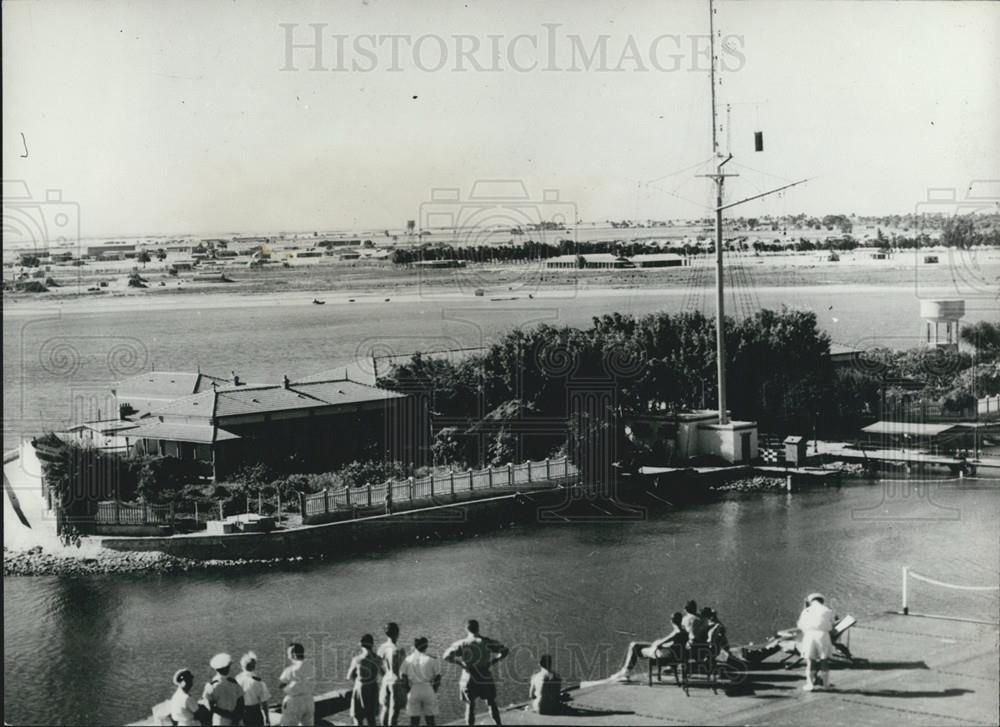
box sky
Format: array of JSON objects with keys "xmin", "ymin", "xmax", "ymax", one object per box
[{"xmin": 3, "ymin": 0, "xmax": 998, "ymax": 238}]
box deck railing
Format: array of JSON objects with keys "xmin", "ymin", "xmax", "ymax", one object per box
[
  {"xmin": 302, "ymin": 457, "xmax": 577, "ymax": 518},
  {"xmin": 95, "ymin": 500, "xmax": 175, "ymax": 526}
]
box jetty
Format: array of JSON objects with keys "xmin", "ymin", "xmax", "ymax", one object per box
[
  {"xmin": 458, "ymin": 611, "xmax": 999, "ymax": 727},
  {"xmin": 812, "ymin": 440, "xmax": 1000, "ymax": 475}
]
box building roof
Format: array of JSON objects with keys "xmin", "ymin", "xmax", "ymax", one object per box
[
  {"xmin": 69, "ymin": 419, "xmax": 140, "ymax": 434},
  {"xmin": 629, "ymin": 253, "xmax": 685, "ymax": 262},
  {"xmin": 154, "ymin": 378, "xmax": 406, "ymax": 419},
  {"xmin": 861, "ymin": 421, "xmax": 970, "ymax": 437},
  {"xmin": 125, "ymin": 421, "xmax": 241, "ymax": 443},
  {"xmin": 116, "ymin": 371, "xmax": 228, "ymax": 403},
  {"xmin": 289, "ymin": 380, "xmax": 407, "ymax": 406},
  {"xmin": 544, "ymin": 253, "xmax": 626, "ymax": 264}
]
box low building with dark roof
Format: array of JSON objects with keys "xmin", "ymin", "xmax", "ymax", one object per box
[
  {"xmin": 116, "ymin": 373, "xmax": 413, "ymax": 479},
  {"xmin": 114, "ymin": 371, "xmax": 229, "ymax": 416}
]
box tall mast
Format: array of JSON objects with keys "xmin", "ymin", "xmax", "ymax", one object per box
[
  {"xmin": 709, "ymin": 0, "xmax": 719, "ymax": 156},
  {"xmin": 709, "ymin": 0, "xmax": 732, "ymax": 426},
  {"xmin": 698, "ymin": 0, "xmax": 811, "ymax": 428}
]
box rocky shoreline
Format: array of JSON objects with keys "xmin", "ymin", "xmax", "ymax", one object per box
[
  {"xmin": 5, "ymin": 474, "xmax": 842, "ymax": 576},
  {"xmin": 709, "ymin": 475, "xmax": 788, "ymax": 492},
  {"xmin": 3, "ymin": 545, "xmax": 308, "ymax": 577}
]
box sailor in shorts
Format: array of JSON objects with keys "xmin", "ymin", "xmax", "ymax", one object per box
[
  {"xmin": 443, "ymin": 620, "xmax": 509, "ymax": 726},
  {"xmin": 400, "ymin": 637, "xmax": 442, "ymax": 726},
  {"xmin": 347, "ymin": 634, "xmax": 384, "ymax": 726},
  {"xmin": 377, "ymin": 622, "xmax": 407, "ymax": 726},
  {"xmin": 278, "ymin": 643, "xmax": 315, "ymax": 726}
]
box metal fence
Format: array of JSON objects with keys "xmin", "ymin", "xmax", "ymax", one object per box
[
  {"xmin": 302, "ymin": 457, "xmax": 577, "ymax": 518},
  {"xmin": 95, "ymin": 500, "xmax": 175, "ymax": 526}
]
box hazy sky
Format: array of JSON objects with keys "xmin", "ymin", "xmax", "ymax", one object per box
[{"xmin": 3, "ymin": 0, "xmax": 998, "ymax": 238}]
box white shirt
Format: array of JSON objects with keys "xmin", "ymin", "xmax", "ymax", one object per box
[
  {"xmin": 797, "ymin": 601, "xmax": 836, "ymax": 633},
  {"xmin": 170, "ymin": 687, "xmax": 200, "ymax": 726},
  {"xmin": 378, "ymin": 639, "xmax": 407, "ymax": 682},
  {"xmin": 280, "ymin": 659, "xmax": 314, "ymax": 698},
  {"xmin": 237, "ymin": 670, "xmax": 272, "ymax": 706},
  {"xmin": 400, "ymin": 651, "xmax": 442, "ymax": 685}
]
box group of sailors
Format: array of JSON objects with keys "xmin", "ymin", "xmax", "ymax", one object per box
[
  {"xmin": 170, "ymin": 644, "xmax": 311, "ymax": 727},
  {"xmin": 168, "ymin": 594, "xmax": 840, "ymax": 726},
  {"xmin": 168, "ymin": 618, "xmax": 524, "ymax": 727},
  {"xmin": 610, "ymin": 599, "xmax": 729, "ymax": 682},
  {"xmin": 610, "ymin": 593, "xmax": 842, "ymax": 692}
]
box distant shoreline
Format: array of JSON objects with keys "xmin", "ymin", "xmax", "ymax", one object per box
[{"xmin": 5, "ymin": 248, "xmax": 998, "ymax": 317}]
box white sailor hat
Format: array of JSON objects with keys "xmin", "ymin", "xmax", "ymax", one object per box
[
  {"xmin": 240, "ymin": 651, "xmax": 258, "ymax": 669},
  {"xmin": 805, "ymin": 592, "xmax": 825, "ymax": 604},
  {"xmin": 210, "ymin": 653, "xmax": 232, "ymax": 670}
]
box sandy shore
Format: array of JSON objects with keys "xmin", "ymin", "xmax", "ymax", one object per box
[{"xmin": 5, "ymin": 263, "xmax": 997, "ymax": 318}]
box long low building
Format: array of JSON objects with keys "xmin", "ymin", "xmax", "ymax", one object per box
[
  {"xmin": 543, "ymin": 253, "xmax": 632, "ymax": 269},
  {"xmin": 92, "ymin": 371, "xmax": 418, "ymax": 479},
  {"xmin": 629, "ymin": 252, "xmax": 688, "ymax": 267},
  {"xmin": 542, "ymin": 252, "xmax": 688, "ymax": 269}
]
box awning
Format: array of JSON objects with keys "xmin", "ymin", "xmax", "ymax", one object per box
[
  {"xmin": 124, "ymin": 421, "xmax": 241, "ymax": 444},
  {"xmin": 861, "ymin": 421, "xmax": 970, "ymax": 437}
]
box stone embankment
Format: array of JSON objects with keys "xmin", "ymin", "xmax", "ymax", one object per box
[
  {"xmin": 710, "ymin": 475, "xmax": 786, "ymax": 492},
  {"xmin": 3, "ymin": 545, "xmax": 303, "ymax": 576}
]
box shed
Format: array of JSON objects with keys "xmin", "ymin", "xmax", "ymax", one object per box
[{"xmin": 783, "ymin": 435, "xmax": 807, "ymax": 466}]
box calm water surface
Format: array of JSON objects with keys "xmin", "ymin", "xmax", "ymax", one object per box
[
  {"xmin": 4, "ymin": 481, "xmax": 998, "ymax": 725},
  {"xmin": 4, "ymin": 285, "xmax": 998, "ymax": 449}
]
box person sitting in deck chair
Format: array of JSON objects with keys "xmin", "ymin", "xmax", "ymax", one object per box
[{"xmin": 611, "ymin": 611, "xmax": 687, "ymax": 683}]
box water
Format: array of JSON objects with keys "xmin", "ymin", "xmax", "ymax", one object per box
[
  {"xmin": 4, "ymin": 284, "xmax": 997, "ymax": 450},
  {"xmin": 4, "ymin": 480, "xmax": 998, "ymax": 725}
]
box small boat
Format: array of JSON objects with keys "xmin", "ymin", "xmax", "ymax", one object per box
[{"xmin": 312, "ymin": 299, "xmax": 325, "ymax": 305}]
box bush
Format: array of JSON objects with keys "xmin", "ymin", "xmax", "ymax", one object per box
[
  {"xmin": 337, "ymin": 459, "xmax": 407, "ymax": 488},
  {"xmin": 132, "ymin": 456, "xmax": 205, "ymax": 503},
  {"xmin": 39, "ymin": 437, "xmax": 138, "ymax": 514}
]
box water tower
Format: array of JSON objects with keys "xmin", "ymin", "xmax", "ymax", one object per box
[{"xmin": 919, "ymin": 299, "xmax": 965, "ymax": 351}]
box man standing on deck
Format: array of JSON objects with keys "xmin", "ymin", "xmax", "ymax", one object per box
[
  {"xmin": 202, "ymin": 653, "xmax": 246, "ymax": 726},
  {"xmin": 236, "ymin": 651, "xmax": 271, "ymax": 727},
  {"xmin": 348, "ymin": 633, "xmax": 384, "ymax": 726},
  {"xmin": 797, "ymin": 593, "xmax": 836, "ymax": 691},
  {"xmin": 400, "ymin": 637, "xmax": 442, "ymax": 726},
  {"xmin": 378, "ymin": 622, "xmax": 407, "ymax": 726},
  {"xmin": 528, "ymin": 655, "xmax": 563, "ymax": 716},
  {"xmin": 279, "ymin": 643, "xmax": 315, "ymax": 726},
  {"xmin": 443, "ymin": 619, "xmax": 509, "ymax": 726}
]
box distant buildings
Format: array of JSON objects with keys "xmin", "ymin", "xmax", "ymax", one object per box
[
  {"xmin": 542, "ymin": 252, "xmax": 688, "ymax": 269},
  {"xmin": 543, "ymin": 253, "xmax": 630, "ymax": 269},
  {"xmin": 85, "ymin": 243, "xmax": 136, "ymax": 258},
  {"xmin": 629, "ymin": 253, "xmax": 688, "ymax": 268},
  {"xmin": 411, "ymin": 259, "xmax": 465, "ymax": 268}
]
